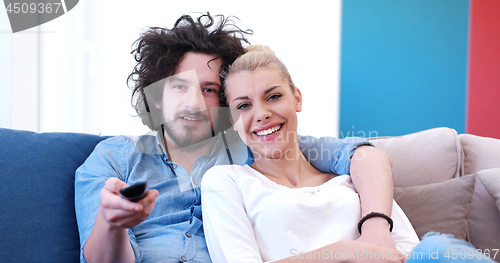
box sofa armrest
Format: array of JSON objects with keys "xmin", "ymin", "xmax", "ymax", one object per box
[{"xmin": 0, "ymin": 128, "xmax": 108, "ymax": 263}]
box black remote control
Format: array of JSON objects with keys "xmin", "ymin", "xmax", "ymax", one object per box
[{"xmin": 120, "ymin": 181, "xmax": 148, "ymax": 202}]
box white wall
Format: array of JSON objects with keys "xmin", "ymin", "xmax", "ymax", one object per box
[
  {"xmin": 4, "ymin": 0, "xmax": 341, "ymax": 137},
  {"xmin": 0, "ymin": 7, "xmax": 12, "ymax": 129}
]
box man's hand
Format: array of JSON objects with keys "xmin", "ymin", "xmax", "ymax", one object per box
[
  {"xmin": 327, "ymin": 240, "xmax": 405, "ymax": 263},
  {"xmin": 100, "ymin": 177, "xmax": 159, "ymax": 228},
  {"xmin": 84, "ymin": 178, "xmax": 158, "ymax": 263},
  {"xmin": 274, "ymin": 239, "xmax": 405, "ymax": 263}
]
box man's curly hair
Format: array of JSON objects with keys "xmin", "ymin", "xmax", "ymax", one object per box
[{"xmin": 127, "ymin": 12, "xmax": 252, "ymax": 130}]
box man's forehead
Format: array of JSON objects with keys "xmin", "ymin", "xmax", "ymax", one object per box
[
  {"xmin": 174, "ymin": 52, "xmax": 222, "ymax": 74},
  {"xmin": 165, "ymin": 69, "xmax": 221, "ymax": 89},
  {"xmin": 166, "ymin": 69, "xmax": 199, "ymax": 84}
]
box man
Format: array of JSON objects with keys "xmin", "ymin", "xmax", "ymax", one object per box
[{"xmin": 75, "ymin": 13, "xmax": 397, "ymax": 263}]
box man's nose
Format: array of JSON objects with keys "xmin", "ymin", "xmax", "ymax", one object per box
[{"xmin": 184, "ymin": 87, "xmax": 206, "ymax": 112}]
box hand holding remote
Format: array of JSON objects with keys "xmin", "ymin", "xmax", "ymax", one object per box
[
  {"xmin": 99, "ymin": 178, "xmax": 158, "ymax": 229},
  {"xmin": 120, "ymin": 181, "xmax": 148, "ymax": 202}
]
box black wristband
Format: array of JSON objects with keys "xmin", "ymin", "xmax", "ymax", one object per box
[{"xmin": 357, "ymin": 212, "xmax": 393, "ymax": 235}]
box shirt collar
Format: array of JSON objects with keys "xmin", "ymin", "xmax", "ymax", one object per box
[
  {"xmin": 154, "ymin": 130, "xmax": 168, "ymax": 159},
  {"xmin": 154, "ymin": 130, "xmax": 224, "ymax": 161}
]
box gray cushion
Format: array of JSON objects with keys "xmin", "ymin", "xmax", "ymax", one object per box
[
  {"xmin": 460, "ymin": 134, "xmax": 500, "ymax": 261},
  {"xmin": 393, "ymin": 175, "xmax": 475, "ymax": 241},
  {"xmin": 460, "ymin": 134, "xmax": 500, "ymax": 175},
  {"xmin": 370, "ymin": 127, "xmax": 463, "ymax": 187},
  {"xmin": 477, "ymin": 168, "xmax": 500, "ymax": 211}
]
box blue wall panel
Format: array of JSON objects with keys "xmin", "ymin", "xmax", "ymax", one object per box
[{"xmin": 340, "ymin": 0, "xmax": 469, "ymax": 137}]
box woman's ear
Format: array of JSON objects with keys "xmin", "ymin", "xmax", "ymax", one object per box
[
  {"xmin": 155, "ymin": 100, "xmax": 162, "ymax": 109},
  {"xmin": 294, "ymin": 87, "xmax": 303, "ymax": 112}
]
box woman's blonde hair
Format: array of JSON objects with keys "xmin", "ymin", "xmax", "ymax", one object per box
[{"xmin": 223, "ymin": 45, "xmax": 296, "ymax": 96}]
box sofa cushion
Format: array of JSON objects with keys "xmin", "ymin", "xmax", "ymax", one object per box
[
  {"xmin": 370, "ymin": 127, "xmax": 463, "ymax": 187},
  {"xmin": 477, "ymin": 168, "xmax": 500, "ymax": 211},
  {"xmin": 393, "ymin": 174, "xmax": 475, "ymax": 241},
  {"xmin": 460, "ymin": 134, "xmax": 500, "ymax": 175},
  {"xmin": 468, "ymin": 174, "xmax": 500, "ymax": 262},
  {"xmin": 460, "ymin": 134, "xmax": 500, "ymax": 261},
  {"xmin": 0, "ymin": 128, "xmax": 108, "ymax": 263}
]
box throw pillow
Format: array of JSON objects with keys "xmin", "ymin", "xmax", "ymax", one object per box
[
  {"xmin": 477, "ymin": 168, "xmax": 500, "ymax": 211},
  {"xmin": 393, "ymin": 175, "xmax": 475, "ymax": 240}
]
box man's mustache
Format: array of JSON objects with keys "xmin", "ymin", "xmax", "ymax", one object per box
[{"xmin": 174, "ymin": 110, "xmax": 210, "ymax": 121}]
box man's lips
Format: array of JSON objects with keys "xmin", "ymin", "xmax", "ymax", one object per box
[
  {"xmin": 180, "ymin": 115, "xmax": 204, "ymax": 121},
  {"xmin": 175, "ymin": 112, "xmax": 210, "ymax": 126}
]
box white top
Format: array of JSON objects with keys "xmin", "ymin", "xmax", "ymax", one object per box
[{"xmin": 201, "ymin": 165, "xmax": 419, "ymax": 263}]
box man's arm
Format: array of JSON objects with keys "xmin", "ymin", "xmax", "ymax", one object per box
[
  {"xmin": 298, "ymin": 136, "xmax": 395, "ymax": 248},
  {"xmin": 75, "ymin": 137, "xmax": 157, "ymax": 263},
  {"xmin": 84, "ymin": 178, "xmax": 158, "ymax": 263},
  {"xmin": 351, "ymin": 146, "xmax": 395, "ymax": 248}
]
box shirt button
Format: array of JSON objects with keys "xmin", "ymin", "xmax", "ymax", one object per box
[
  {"xmin": 172, "ymin": 164, "xmax": 177, "ymax": 169},
  {"xmin": 185, "ymin": 232, "xmax": 191, "ymax": 237},
  {"xmin": 180, "ymin": 256, "xmax": 187, "ymax": 262}
]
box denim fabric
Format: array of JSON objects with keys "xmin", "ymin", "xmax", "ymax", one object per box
[
  {"xmin": 299, "ymin": 135, "xmax": 373, "ymax": 175},
  {"xmin": 75, "ymin": 129, "xmax": 371, "ymax": 263},
  {"xmin": 406, "ymin": 232, "xmax": 497, "ymax": 262}
]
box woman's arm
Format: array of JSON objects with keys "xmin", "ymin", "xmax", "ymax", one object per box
[
  {"xmin": 201, "ymin": 167, "xmax": 264, "ymax": 263},
  {"xmin": 201, "ymin": 166, "xmax": 404, "ymax": 263}
]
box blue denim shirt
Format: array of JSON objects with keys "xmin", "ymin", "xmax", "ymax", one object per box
[{"xmin": 75, "ymin": 129, "xmax": 371, "ymax": 263}]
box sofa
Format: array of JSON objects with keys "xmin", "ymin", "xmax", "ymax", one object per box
[{"xmin": 0, "ymin": 127, "xmax": 499, "ymax": 262}]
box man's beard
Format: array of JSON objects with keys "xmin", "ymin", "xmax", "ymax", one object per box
[{"xmin": 163, "ymin": 110, "xmax": 215, "ymax": 151}]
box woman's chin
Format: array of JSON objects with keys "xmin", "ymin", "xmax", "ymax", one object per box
[{"xmin": 249, "ymin": 144, "xmax": 298, "ymax": 162}]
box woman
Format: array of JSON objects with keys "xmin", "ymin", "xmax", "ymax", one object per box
[{"xmin": 201, "ymin": 45, "xmax": 419, "ymax": 263}]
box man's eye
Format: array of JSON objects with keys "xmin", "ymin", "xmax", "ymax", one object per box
[
  {"xmin": 268, "ymin": 94, "xmax": 282, "ymax": 101},
  {"xmin": 203, "ymin": 88, "xmax": 217, "ymax": 93},
  {"xmin": 174, "ymin": 85, "xmax": 186, "ymax": 90},
  {"xmin": 237, "ymin": 103, "xmax": 250, "ymax": 110}
]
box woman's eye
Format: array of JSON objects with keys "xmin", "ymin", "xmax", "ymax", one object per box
[
  {"xmin": 268, "ymin": 94, "xmax": 282, "ymax": 101},
  {"xmin": 237, "ymin": 103, "xmax": 250, "ymax": 110},
  {"xmin": 174, "ymin": 85, "xmax": 186, "ymax": 90}
]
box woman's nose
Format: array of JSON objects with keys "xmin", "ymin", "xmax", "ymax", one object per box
[{"xmin": 255, "ymin": 103, "xmax": 271, "ymax": 122}]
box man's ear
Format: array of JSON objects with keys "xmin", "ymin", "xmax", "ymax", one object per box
[
  {"xmin": 294, "ymin": 87, "xmax": 303, "ymax": 112},
  {"xmin": 155, "ymin": 100, "xmax": 161, "ymax": 110}
]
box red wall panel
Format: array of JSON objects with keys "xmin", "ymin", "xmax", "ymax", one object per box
[{"xmin": 467, "ymin": 0, "xmax": 500, "ymax": 138}]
